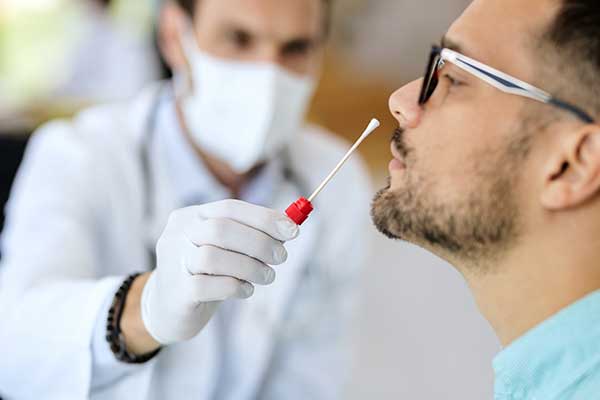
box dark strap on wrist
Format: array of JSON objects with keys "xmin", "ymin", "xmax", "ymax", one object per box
[{"xmin": 106, "ymin": 273, "xmax": 161, "ymax": 364}]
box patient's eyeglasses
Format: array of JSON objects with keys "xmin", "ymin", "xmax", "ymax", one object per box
[{"xmin": 418, "ymin": 45, "xmax": 595, "ymax": 124}]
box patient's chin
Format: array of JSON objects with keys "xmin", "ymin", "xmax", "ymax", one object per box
[{"xmin": 370, "ymin": 187, "xmax": 403, "ymax": 240}]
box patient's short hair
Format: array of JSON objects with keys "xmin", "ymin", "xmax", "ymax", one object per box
[{"xmin": 540, "ymin": 0, "xmax": 600, "ymax": 119}]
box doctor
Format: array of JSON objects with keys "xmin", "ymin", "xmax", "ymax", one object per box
[{"xmin": 0, "ymin": 0, "xmax": 370, "ymax": 399}]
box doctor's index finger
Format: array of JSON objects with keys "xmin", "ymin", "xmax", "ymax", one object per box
[
  {"xmin": 193, "ymin": 199, "xmax": 299, "ymax": 241},
  {"xmin": 183, "ymin": 217, "xmax": 288, "ymax": 265}
]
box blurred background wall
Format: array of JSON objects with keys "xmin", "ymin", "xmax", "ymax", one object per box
[{"xmin": 0, "ymin": 0, "xmax": 501, "ymax": 398}]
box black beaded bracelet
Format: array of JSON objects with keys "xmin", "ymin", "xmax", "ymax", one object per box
[{"xmin": 106, "ymin": 273, "xmax": 161, "ymax": 364}]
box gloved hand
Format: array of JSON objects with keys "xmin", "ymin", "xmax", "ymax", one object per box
[{"xmin": 141, "ymin": 199, "xmax": 299, "ymax": 345}]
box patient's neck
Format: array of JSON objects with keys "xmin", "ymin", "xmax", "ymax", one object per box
[{"xmin": 464, "ymin": 227, "xmax": 600, "ymax": 347}]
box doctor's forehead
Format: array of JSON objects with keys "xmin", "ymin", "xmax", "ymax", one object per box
[
  {"xmin": 445, "ymin": 0, "xmax": 561, "ymax": 78},
  {"xmin": 194, "ymin": 0, "xmax": 324, "ymax": 39}
]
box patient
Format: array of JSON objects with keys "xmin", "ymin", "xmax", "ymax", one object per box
[{"xmin": 372, "ymin": 0, "xmax": 600, "ymax": 398}]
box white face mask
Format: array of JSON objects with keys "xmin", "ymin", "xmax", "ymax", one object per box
[{"xmin": 177, "ymin": 30, "xmax": 317, "ymax": 174}]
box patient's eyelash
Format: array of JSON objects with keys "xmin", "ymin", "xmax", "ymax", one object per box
[{"xmin": 443, "ymin": 74, "xmax": 463, "ymax": 86}]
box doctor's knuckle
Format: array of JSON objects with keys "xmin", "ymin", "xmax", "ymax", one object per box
[
  {"xmin": 167, "ymin": 208, "xmax": 185, "ymax": 227},
  {"xmin": 197, "ymin": 246, "xmax": 218, "ymax": 269},
  {"xmin": 202, "ymin": 218, "xmax": 226, "ymax": 239},
  {"xmin": 156, "ymin": 235, "xmax": 175, "ymax": 253},
  {"xmin": 220, "ymin": 199, "xmax": 241, "ymax": 214},
  {"xmin": 156, "ymin": 235, "xmax": 166, "ymax": 250},
  {"xmin": 189, "ymin": 279, "xmax": 208, "ymax": 301}
]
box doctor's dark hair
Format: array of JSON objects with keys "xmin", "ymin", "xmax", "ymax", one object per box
[
  {"xmin": 174, "ymin": 0, "xmax": 333, "ymax": 36},
  {"xmin": 539, "ymin": 0, "xmax": 600, "ymax": 119}
]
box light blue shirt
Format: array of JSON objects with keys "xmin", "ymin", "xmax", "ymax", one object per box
[{"xmin": 493, "ymin": 289, "xmax": 600, "ymax": 400}]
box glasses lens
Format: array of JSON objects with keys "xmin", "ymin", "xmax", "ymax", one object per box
[{"xmin": 418, "ymin": 49, "xmax": 441, "ymax": 105}]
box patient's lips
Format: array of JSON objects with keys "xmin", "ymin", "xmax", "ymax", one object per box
[{"xmin": 389, "ymin": 142, "xmax": 406, "ymax": 171}]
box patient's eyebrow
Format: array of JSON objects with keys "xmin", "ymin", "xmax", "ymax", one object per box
[{"xmin": 441, "ymin": 35, "xmax": 467, "ymax": 55}]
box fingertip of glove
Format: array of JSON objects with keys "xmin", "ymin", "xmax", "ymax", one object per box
[
  {"xmin": 276, "ymin": 218, "xmax": 299, "ymax": 240},
  {"xmin": 238, "ymin": 282, "xmax": 255, "ymax": 299}
]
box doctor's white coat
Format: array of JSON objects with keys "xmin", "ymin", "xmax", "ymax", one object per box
[{"xmin": 0, "ymin": 86, "xmax": 371, "ymax": 400}]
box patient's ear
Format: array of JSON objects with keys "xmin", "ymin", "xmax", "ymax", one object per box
[{"xmin": 541, "ymin": 126, "xmax": 600, "ymax": 210}]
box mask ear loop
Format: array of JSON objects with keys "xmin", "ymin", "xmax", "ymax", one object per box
[
  {"xmin": 173, "ymin": 18, "xmax": 198, "ymax": 99},
  {"xmin": 172, "ymin": 68, "xmax": 190, "ymax": 98}
]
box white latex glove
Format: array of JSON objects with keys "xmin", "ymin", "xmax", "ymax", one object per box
[{"xmin": 141, "ymin": 199, "xmax": 299, "ymax": 345}]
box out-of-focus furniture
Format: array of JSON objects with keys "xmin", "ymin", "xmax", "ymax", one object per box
[
  {"xmin": 0, "ymin": 132, "xmax": 29, "ymax": 231},
  {"xmin": 308, "ymin": 52, "xmax": 397, "ymax": 173},
  {"xmin": 0, "ymin": 116, "xmax": 33, "ymax": 257}
]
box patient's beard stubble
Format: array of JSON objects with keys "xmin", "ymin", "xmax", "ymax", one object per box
[{"xmin": 371, "ymin": 131, "xmax": 526, "ymax": 267}]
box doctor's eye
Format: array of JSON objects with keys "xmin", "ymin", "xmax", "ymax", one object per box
[
  {"xmin": 229, "ymin": 30, "xmax": 253, "ymax": 49},
  {"xmin": 281, "ymin": 39, "xmax": 314, "ymax": 57}
]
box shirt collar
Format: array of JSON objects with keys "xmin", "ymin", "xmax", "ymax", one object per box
[
  {"xmin": 156, "ymin": 93, "xmax": 284, "ymax": 207},
  {"xmin": 493, "ymin": 289, "xmax": 600, "ymax": 399}
]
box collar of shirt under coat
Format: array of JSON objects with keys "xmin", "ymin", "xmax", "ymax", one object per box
[{"xmin": 155, "ymin": 91, "xmax": 285, "ymax": 208}]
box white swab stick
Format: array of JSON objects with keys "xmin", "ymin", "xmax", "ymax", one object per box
[{"xmin": 308, "ymin": 118, "xmax": 380, "ymax": 202}]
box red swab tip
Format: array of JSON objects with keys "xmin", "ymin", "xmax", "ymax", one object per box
[{"xmin": 285, "ymin": 197, "xmax": 314, "ymax": 226}]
